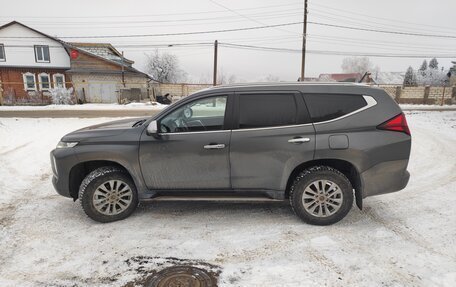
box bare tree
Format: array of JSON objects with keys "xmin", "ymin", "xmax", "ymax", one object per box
[
  {"xmin": 145, "ymin": 50, "xmax": 187, "ymax": 83},
  {"xmin": 341, "ymin": 56, "xmax": 379, "ymax": 75},
  {"xmin": 429, "ymin": 58, "xmax": 439, "ymax": 70},
  {"xmin": 264, "ymin": 74, "xmax": 280, "ymax": 82},
  {"xmin": 419, "ymin": 59, "xmax": 428, "ymax": 75},
  {"xmin": 216, "ymin": 69, "xmax": 238, "ymax": 85},
  {"xmin": 403, "ymin": 66, "xmax": 417, "ymax": 87}
]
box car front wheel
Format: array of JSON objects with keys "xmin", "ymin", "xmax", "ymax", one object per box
[
  {"xmin": 79, "ymin": 166, "xmax": 138, "ymax": 223},
  {"xmin": 290, "ymin": 166, "xmax": 353, "ymax": 225}
]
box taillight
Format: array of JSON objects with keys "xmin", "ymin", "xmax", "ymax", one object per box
[{"xmin": 377, "ymin": 113, "xmax": 411, "ymax": 135}]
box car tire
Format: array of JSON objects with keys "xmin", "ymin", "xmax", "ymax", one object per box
[
  {"xmin": 290, "ymin": 166, "xmax": 353, "ymax": 225},
  {"xmin": 79, "ymin": 166, "xmax": 138, "ymax": 223}
]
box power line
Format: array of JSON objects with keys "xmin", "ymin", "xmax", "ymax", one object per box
[
  {"xmin": 307, "ymin": 36, "xmax": 456, "ymax": 53},
  {"xmin": 2, "ymin": 20, "xmax": 456, "ymax": 40},
  {"xmin": 0, "ymin": 21, "xmax": 304, "ymax": 39},
  {"xmin": 4, "ymin": 42, "xmax": 455, "ymax": 58},
  {"xmin": 308, "ymin": 22, "xmax": 456, "ymax": 39},
  {"xmin": 10, "ymin": 10, "xmax": 303, "ymax": 25},
  {"xmin": 310, "ymin": 10, "xmax": 449, "ymax": 36},
  {"xmin": 209, "ymin": 0, "xmax": 300, "ymax": 36},
  {"xmin": 310, "ymin": 2, "xmax": 454, "ymax": 33},
  {"xmin": 220, "ymin": 43, "xmax": 456, "ymax": 58},
  {"xmin": 6, "ymin": 39, "xmax": 453, "ymax": 54},
  {"xmin": 0, "ymin": 2, "xmax": 303, "ymax": 19}
]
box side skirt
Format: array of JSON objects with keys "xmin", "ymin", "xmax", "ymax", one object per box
[{"xmin": 139, "ymin": 189, "xmax": 286, "ymax": 201}]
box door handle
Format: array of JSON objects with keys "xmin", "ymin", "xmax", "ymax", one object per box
[
  {"xmin": 204, "ymin": 144, "xmax": 226, "ymax": 149},
  {"xmin": 288, "ymin": 137, "xmax": 310, "ymax": 144}
]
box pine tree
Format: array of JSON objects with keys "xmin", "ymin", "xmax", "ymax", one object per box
[
  {"xmin": 419, "ymin": 60, "xmax": 428, "ymax": 71},
  {"xmin": 403, "ymin": 66, "xmax": 417, "ymax": 86},
  {"xmin": 429, "ymin": 58, "xmax": 439, "ymax": 70}
]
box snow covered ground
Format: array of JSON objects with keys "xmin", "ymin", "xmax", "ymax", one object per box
[{"xmin": 0, "ymin": 111, "xmax": 455, "ymax": 286}]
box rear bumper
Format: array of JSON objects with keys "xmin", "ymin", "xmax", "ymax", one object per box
[{"xmin": 361, "ymin": 159, "xmax": 410, "ymax": 198}]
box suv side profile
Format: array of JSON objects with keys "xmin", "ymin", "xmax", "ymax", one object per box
[{"xmin": 51, "ymin": 83, "xmax": 411, "ymax": 225}]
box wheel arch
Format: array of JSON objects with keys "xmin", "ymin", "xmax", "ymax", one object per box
[
  {"xmin": 68, "ymin": 160, "xmax": 134, "ymax": 200},
  {"xmin": 285, "ymin": 158, "xmax": 363, "ymax": 209}
]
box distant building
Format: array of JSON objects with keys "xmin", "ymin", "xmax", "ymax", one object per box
[
  {"xmin": 66, "ymin": 42, "xmax": 153, "ymax": 103},
  {"xmin": 0, "ymin": 21, "xmax": 155, "ymax": 105},
  {"xmin": 0, "ymin": 21, "xmax": 71, "ymax": 104}
]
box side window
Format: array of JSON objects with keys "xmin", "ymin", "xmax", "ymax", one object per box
[
  {"xmin": 0, "ymin": 44, "xmax": 5, "ymax": 61},
  {"xmin": 305, "ymin": 94, "xmax": 367, "ymax": 122},
  {"xmin": 160, "ymin": 96, "xmax": 227, "ymax": 133},
  {"xmin": 238, "ymin": 94, "xmax": 296, "ymax": 129},
  {"xmin": 35, "ymin": 45, "xmax": 50, "ymax": 63},
  {"xmin": 23, "ymin": 73, "xmax": 36, "ymax": 91},
  {"xmin": 53, "ymin": 74, "xmax": 65, "ymax": 88},
  {"xmin": 38, "ymin": 73, "xmax": 50, "ymax": 91}
]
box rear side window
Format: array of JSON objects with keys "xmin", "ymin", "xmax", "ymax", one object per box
[
  {"xmin": 239, "ymin": 94, "xmax": 296, "ymax": 129},
  {"xmin": 305, "ymin": 94, "xmax": 367, "ymax": 122}
]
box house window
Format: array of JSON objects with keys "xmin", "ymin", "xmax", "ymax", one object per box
[
  {"xmin": 38, "ymin": 73, "xmax": 50, "ymax": 91},
  {"xmin": 34, "ymin": 45, "xmax": 50, "ymax": 63},
  {"xmin": 0, "ymin": 44, "xmax": 5, "ymax": 61},
  {"xmin": 23, "ymin": 73, "xmax": 37, "ymax": 91},
  {"xmin": 53, "ymin": 73, "xmax": 65, "ymax": 88}
]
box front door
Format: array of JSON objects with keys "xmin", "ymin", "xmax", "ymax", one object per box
[
  {"xmin": 139, "ymin": 94, "xmax": 232, "ymax": 190},
  {"xmin": 229, "ymin": 91, "xmax": 315, "ymax": 191}
]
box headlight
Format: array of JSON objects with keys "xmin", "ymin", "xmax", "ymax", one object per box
[{"xmin": 56, "ymin": 141, "xmax": 78, "ymax": 148}]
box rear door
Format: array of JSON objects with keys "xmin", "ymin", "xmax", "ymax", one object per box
[{"xmin": 229, "ymin": 91, "xmax": 315, "ymax": 192}]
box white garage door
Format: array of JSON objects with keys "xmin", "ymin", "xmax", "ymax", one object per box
[{"xmin": 88, "ymin": 82, "xmax": 117, "ymax": 103}]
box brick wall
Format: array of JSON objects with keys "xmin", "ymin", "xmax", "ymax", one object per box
[
  {"xmin": 377, "ymin": 84, "xmax": 455, "ymax": 105},
  {"xmin": 0, "ymin": 67, "xmax": 71, "ymax": 105},
  {"xmin": 156, "ymin": 83, "xmax": 456, "ymax": 105},
  {"xmin": 157, "ymin": 83, "xmax": 212, "ymax": 100}
]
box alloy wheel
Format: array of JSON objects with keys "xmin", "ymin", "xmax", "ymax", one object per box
[{"xmin": 301, "ymin": 179, "xmax": 343, "ymax": 217}]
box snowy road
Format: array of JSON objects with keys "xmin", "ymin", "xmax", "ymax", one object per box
[{"xmin": 0, "ymin": 111, "xmax": 455, "ymax": 286}]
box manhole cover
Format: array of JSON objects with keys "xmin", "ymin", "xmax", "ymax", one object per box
[{"xmin": 145, "ymin": 266, "xmax": 217, "ymax": 287}]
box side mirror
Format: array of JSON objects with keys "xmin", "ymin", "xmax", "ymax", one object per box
[{"xmin": 146, "ymin": 120, "xmax": 158, "ymax": 136}]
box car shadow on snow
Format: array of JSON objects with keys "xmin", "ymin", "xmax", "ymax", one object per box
[
  {"xmin": 129, "ymin": 200, "xmax": 367, "ymax": 226},
  {"xmin": 52, "ymin": 196, "xmax": 368, "ymax": 227}
]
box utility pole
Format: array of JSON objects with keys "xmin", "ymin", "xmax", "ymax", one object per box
[
  {"xmin": 300, "ymin": 0, "xmax": 308, "ymax": 81},
  {"xmin": 121, "ymin": 51, "xmax": 125, "ymax": 87},
  {"xmin": 213, "ymin": 40, "xmax": 218, "ymax": 86}
]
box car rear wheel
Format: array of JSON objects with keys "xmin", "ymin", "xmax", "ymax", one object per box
[
  {"xmin": 290, "ymin": 166, "xmax": 353, "ymax": 225},
  {"xmin": 79, "ymin": 166, "xmax": 138, "ymax": 223}
]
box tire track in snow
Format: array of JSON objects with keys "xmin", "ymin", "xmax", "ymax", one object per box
[
  {"xmin": 214, "ymin": 228, "xmax": 347, "ymax": 277},
  {"xmin": 362, "ymin": 205, "xmax": 456, "ymax": 261},
  {"xmin": 401, "ymin": 115, "xmax": 456, "ymax": 199},
  {"xmin": 214, "ymin": 229, "xmax": 300, "ymax": 264},
  {"xmin": 0, "ymin": 141, "xmax": 31, "ymax": 156},
  {"xmin": 338, "ymin": 236, "xmax": 423, "ymax": 286}
]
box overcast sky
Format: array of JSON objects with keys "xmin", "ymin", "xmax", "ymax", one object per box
[{"xmin": 1, "ymin": 0, "xmax": 455, "ymax": 82}]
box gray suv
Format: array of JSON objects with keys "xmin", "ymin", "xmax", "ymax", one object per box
[{"xmin": 51, "ymin": 83, "xmax": 411, "ymax": 225}]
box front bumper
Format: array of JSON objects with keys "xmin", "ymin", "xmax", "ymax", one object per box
[
  {"xmin": 361, "ymin": 159, "xmax": 410, "ymax": 198},
  {"xmin": 50, "ymin": 148, "xmax": 77, "ymax": 198},
  {"xmin": 52, "ymin": 174, "xmax": 71, "ymax": 198}
]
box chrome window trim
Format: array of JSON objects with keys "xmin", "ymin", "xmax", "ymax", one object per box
[
  {"xmin": 233, "ymin": 123, "xmax": 313, "ymax": 132},
  {"xmin": 158, "ymin": 123, "xmax": 314, "ymax": 135},
  {"xmin": 313, "ymin": 95, "xmax": 377, "ymax": 125},
  {"xmin": 158, "ymin": 130, "xmax": 230, "ymax": 136},
  {"xmin": 156, "ymin": 95, "xmax": 376, "ymax": 134}
]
